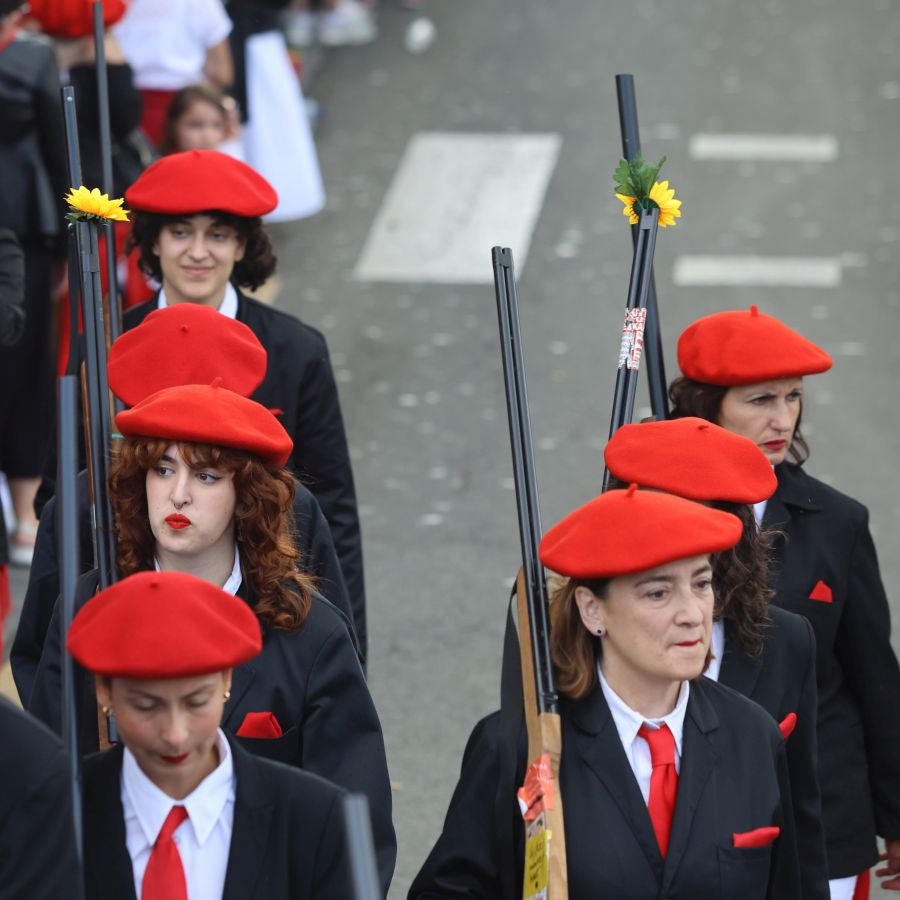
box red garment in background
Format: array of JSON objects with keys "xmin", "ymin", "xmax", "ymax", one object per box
[
  {"xmin": 56, "ymin": 221, "xmax": 154, "ymax": 376},
  {"xmin": 139, "ymin": 88, "xmax": 177, "ymax": 147}
]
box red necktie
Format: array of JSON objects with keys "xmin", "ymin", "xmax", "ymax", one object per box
[
  {"xmin": 638, "ymin": 723, "xmax": 679, "ymax": 858},
  {"xmin": 142, "ymin": 805, "xmax": 189, "ymax": 900}
]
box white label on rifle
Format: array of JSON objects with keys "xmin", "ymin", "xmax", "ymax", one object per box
[{"xmin": 618, "ymin": 308, "xmax": 647, "ymax": 371}]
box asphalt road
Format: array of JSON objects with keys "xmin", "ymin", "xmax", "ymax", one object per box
[{"xmin": 7, "ymin": 0, "xmax": 900, "ymax": 896}]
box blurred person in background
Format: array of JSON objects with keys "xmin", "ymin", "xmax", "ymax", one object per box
[
  {"xmin": 0, "ymin": 0, "xmax": 68, "ymax": 568},
  {"xmin": 160, "ymin": 82, "xmax": 243, "ymax": 157}
]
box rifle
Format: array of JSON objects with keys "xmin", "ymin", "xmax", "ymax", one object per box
[
  {"xmin": 342, "ymin": 795, "xmax": 381, "ymax": 900},
  {"xmin": 57, "ymin": 376, "xmax": 83, "ymax": 863},
  {"xmin": 92, "ymin": 0, "xmax": 122, "ymax": 345},
  {"xmin": 615, "ymin": 74, "xmax": 669, "ymax": 422},
  {"xmin": 601, "ymin": 207, "xmax": 660, "ymax": 492},
  {"xmin": 61, "ymin": 84, "xmax": 119, "ymax": 747},
  {"xmin": 492, "ymin": 247, "xmax": 567, "ymax": 899}
]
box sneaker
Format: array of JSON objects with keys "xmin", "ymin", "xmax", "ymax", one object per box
[
  {"xmin": 318, "ymin": 0, "xmax": 377, "ymax": 46},
  {"xmin": 9, "ymin": 521, "xmax": 37, "ymax": 568},
  {"xmin": 284, "ymin": 10, "xmax": 316, "ymax": 47}
]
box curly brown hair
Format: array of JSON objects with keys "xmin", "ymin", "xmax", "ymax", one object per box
[
  {"xmin": 668, "ymin": 376, "xmax": 810, "ymax": 465},
  {"xmin": 709, "ymin": 501, "xmax": 774, "ymax": 657},
  {"xmin": 109, "ymin": 437, "xmax": 314, "ymax": 631},
  {"xmin": 127, "ymin": 211, "xmax": 277, "ymax": 291}
]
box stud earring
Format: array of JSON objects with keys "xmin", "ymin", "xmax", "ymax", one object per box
[
  {"xmin": 101, "ymin": 705, "xmax": 112, "ymax": 716},
  {"xmin": 595, "ymin": 627, "xmax": 605, "ymax": 637},
  {"xmin": 223, "ymin": 690, "xmax": 231, "ymax": 701}
]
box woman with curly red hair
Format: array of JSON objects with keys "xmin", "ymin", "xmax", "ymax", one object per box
[{"xmin": 31, "ymin": 382, "xmax": 396, "ymax": 894}]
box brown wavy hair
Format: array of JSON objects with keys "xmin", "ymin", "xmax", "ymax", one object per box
[
  {"xmin": 668, "ymin": 376, "xmax": 810, "ymax": 465},
  {"xmin": 549, "ymin": 577, "xmax": 610, "ymax": 700},
  {"xmin": 127, "ymin": 211, "xmax": 277, "ymax": 291},
  {"xmin": 709, "ymin": 501, "xmax": 774, "ymax": 657},
  {"xmin": 109, "ymin": 437, "xmax": 314, "ymax": 630}
]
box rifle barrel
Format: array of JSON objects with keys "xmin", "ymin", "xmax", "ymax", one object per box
[
  {"xmin": 615, "ymin": 74, "xmax": 669, "ymax": 421},
  {"xmin": 342, "ymin": 795, "xmax": 381, "ymax": 900},
  {"xmin": 492, "ymin": 247, "xmax": 558, "ymax": 716},
  {"xmin": 57, "ymin": 376, "xmax": 83, "ymax": 863}
]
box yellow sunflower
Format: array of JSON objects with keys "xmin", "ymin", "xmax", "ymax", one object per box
[
  {"xmin": 616, "ymin": 180, "xmax": 682, "ymax": 228},
  {"xmin": 64, "ymin": 186, "xmax": 130, "ymax": 223}
]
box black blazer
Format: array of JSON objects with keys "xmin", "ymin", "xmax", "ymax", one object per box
[
  {"xmin": 30, "ymin": 576, "xmax": 396, "ymax": 895},
  {"xmin": 764, "ymin": 463, "xmax": 900, "ymax": 877},
  {"xmin": 81, "ymin": 736, "xmax": 354, "ymax": 899},
  {"xmin": 0, "ymin": 698, "xmax": 83, "ymax": 900},
  {"xmin": 11, "ymin": 468, "xmax": 355, "ymax": 707},
  {"xmin": 718, "ymin": 606, "xmax": 828, "ymax": 899},
  {"xmin": 410, "ymin": 677, "xmax": 799, "ymax": 900},
  {"xmin": 124, "ymin": 294, "xmax": 368, "ymax": 658}
]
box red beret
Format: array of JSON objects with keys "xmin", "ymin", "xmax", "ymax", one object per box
[
  {"xmin": 539, "ymin": 485, "xmax": 742, "ymax": 579},
  {"xmin": 125, "ymin": 150, "xmax": 278, "ymax": 217},
  {"xmin": 677, "ymin": 305, "xmax": 832, "ymax": 386},
  {"xmin": 116, "ymin": 382, "xmax": 293, "ymax": 467},
  {"xmin": 67, "ymin": 571, "xmax": 262, "ymax": 678},
  {"xmin": 28, "ymin": 0, "xmax": 126, "ymax": 37},
  {"xmin": 604, "ymin": 418, "xmax": 776, "ymax": 504},
  {"xmin": 107, "ymin": 305, "xmax": 267, "ymax": 407}
]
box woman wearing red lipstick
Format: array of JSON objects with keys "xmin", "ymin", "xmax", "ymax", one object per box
[
  {"xmin": 70, "ymin": 570, "xmax": 354, "ymax": 899},
  {"xmin": 31, "ymin": 382, "xmax": 396, "ymax": 894},
  {"xmin": 411, "ymin": 488, "xmax": 801, "ymax": 899},
  {"xmin": 670, "ymin": 306, "xmax": 900, "ymax": 898}
]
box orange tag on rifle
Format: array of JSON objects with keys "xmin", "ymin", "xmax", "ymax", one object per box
[{"xmin": 517, "ymin": 753, "xmax": 556, "ymax": 821}]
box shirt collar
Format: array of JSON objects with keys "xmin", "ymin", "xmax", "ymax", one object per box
[
  {"xmin": 598, "ymin": 664, "xmax": 689, "ymax": 759},
  {"xmin": 153, "ymin": 545, "xmax": 242, "ymax": 596},
  {"xmin": 157, "ymin": 282, "xmax": 238, "ymax": 319},
  {"xmin": 122, "ymin": 729, "xmax": 234, "ymax": 849}
]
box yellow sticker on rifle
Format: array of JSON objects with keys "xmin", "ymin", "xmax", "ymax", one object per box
[{"xmin": 523, "ymin": 821, "xmax": 551, "ymax": 900}]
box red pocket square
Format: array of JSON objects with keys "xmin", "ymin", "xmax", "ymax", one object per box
[
  {"xmin": 733, "ymin": 826, "xmax": 780, "ymax": 848},
  {"xmin": 778, "ymin": 712, "xmax": 797, "ymax": 741},
  {"xmin": 236, "ymin": 711, "xmax": 283, "ymax": 739},
  {"xmin": 808, "ymin": 580, "xmax": 833, "ymax": 603}
]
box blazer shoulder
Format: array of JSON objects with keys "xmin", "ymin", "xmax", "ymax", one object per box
[
  {"xmin": 239, "ymin": 294, "xmax": 328, "ymax": 350},
  {"xmin": 778, "ymin": 464, "xmax": 868, "ymax": 522},
  {"xmin": 122, "ymin": 299, "xmax": 156, "ymax": 330},
  {"xmin": 0, "ymin": 698, "xmax": 66, "ymax": 774}
]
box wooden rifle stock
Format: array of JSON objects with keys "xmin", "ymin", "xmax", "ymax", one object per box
[
  {"xmin": 601, "ymin": 207, "xmax": 660, "ymax": 491},
  {"xmin": 615, "ymin": 74, "xmax": 669, "ymax": 422},
  {"xmin": 492, "ymin": 247, "xmax": 567, "ymax": 899}
]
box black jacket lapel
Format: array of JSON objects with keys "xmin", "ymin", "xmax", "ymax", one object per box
[
  {"xmin": 567, "ymin": 692, "xmax": 664, "ymax": 878},
  {"xmin": 222, "ymin": 737, "xmax": 276, "ymax": 900},
  {"xmin": 659, "ymin": 684, "xmax": 719, "ymax": 896},
  {"xmin": 83, "ymin": 746, "xmax": 138, "ymax": 900},
  {"xmin": 221, "ymin": 660, "xmax": 258, "ymax": 730}
]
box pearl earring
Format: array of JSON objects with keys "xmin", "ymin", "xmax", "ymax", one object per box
[{"xmin": 595, "ymin": 627, "xmax": 605, "ymax": 637}]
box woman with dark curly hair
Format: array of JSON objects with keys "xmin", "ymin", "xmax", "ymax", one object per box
[
  {"xmin": 411, "ymin": 487, "xmax": 801, "ymax": 899},
  {"xmin": 120, "ymin": 149, "xmax": 369, "ymax": 664},
  {"xmin": 670, "ymin": 306, "xmax": 900, "ymax": 899},
  {"xmin": 604, "ymin": 416, "xmax": 828, "ymax": 899},
  {"xmin": 31, "ymin": 382, "xmax": 396, "ymax": 894}
]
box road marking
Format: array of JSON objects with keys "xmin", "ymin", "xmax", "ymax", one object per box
[
  {"xmin": 672, "ymin": 256, "xmax": 842, "ymax": 287},
  {"xmin": 689, "ymin": 133, "xmax": 839, "ymax": 161},
  {"xmin": 354, "ymin": 132, "xmax": 562, "ymax": 284}
]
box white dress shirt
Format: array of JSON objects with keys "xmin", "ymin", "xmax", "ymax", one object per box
[
  {"xmin": 598, "ymin": 666, "xmax": 689, "ymax": 805},
  {"xmin": 154, "ymin": 545, "xmax": 243, "ymax": 597},
  {"xmin": 121, "ymin": 728, "xmax": 235, "ymax": 900},
  {"xmin": 754, "ymin": 498, "xmax": 768, "ymax": 527},
  {"xmin": 157, "ymin": 282, "xmax": 238, "ymax": 320},
  {"xmin": 705, "ymin": 619, "xmax": 726, "ymax": 682}
]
